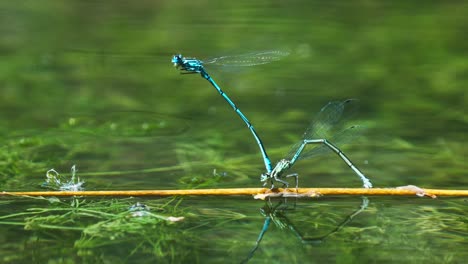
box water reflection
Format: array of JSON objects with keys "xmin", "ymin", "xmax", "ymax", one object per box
[{"xmin": 243, "ymin": 197, "xmax": 369, "ymax": 263}]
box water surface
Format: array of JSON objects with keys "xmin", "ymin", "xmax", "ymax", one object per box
[{"xmin": 0, "ymin": 1, "xmax": 466, "ymax": 263}]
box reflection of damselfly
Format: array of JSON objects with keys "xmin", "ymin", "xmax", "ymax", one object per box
[
  {"xmin": 172, "ymin": 53, "xmax": 372, "ymax": 188},
  {"xmin": 242, "ymin": 197, "xmax": 369, "ymax": 263}
]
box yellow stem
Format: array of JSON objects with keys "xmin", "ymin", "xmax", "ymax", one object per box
[{"xmin": 2, "ymin": 187, "xmax": 467, "ymax": 197}]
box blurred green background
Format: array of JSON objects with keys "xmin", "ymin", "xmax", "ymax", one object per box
[
  {"xmin": 1, "ymin": 0, "xmax": 466, "ymax": 189},
  {"xmin": 0, "ymin": 1, "xmax": 466, "ymax": 263}
]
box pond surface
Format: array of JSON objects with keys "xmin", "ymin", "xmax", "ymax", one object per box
[{"xmin": 0, "ymin": 1, "xmax": 466, "ymax": 263}]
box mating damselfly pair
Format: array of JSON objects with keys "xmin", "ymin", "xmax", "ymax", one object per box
[{"xmin": 172, "ymin": 51, "xmax": 372, "ymax": 189}]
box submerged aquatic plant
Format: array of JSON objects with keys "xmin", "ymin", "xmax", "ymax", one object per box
[
  {"xmin": 43, "ymin": 165, "xmax": 84, "ymax": 191},
  {"xmin": 0, "ymin": 195, "xmax": 192, "ymax": 262}
]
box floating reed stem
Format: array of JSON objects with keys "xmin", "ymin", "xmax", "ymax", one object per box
[{"xmin": 2, "ymin": 187, "xmax": 467, "ymax": 198}]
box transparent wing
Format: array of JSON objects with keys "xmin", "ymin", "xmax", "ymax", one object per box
[
  {"xmin": 294, "ymin": 125, "xmax": 365, "ymax": 160},
  {"xmin": 203, "ymin": 50, "xmax": 290, "ymax": 67},
  {"xmin": 286, "ymin": 99, "xmax": 362, "ymax": 160}
]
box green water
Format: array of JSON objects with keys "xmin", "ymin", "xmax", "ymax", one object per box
[{"xmin": 0, "ymin": 1, "xmax": 466, "ymax": 263}]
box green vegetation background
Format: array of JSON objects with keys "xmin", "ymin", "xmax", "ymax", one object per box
[{"xmin": 0, "ymin": 1, "xmax": 466, "ymax": 263}]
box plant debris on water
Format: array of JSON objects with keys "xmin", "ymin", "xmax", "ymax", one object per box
[{"xmin": 42, "ymin": 165, "xmax": 85, "ymax": 191}]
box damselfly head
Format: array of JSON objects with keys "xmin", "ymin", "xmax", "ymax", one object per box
[{"xmin": 172, "ymin": 54, "xmax": 183, "ymax": 67}]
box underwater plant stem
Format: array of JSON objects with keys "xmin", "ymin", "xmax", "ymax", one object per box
[{"xmin": 2, "ymin": 187, "xmax": 467, "ymax": 197}]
